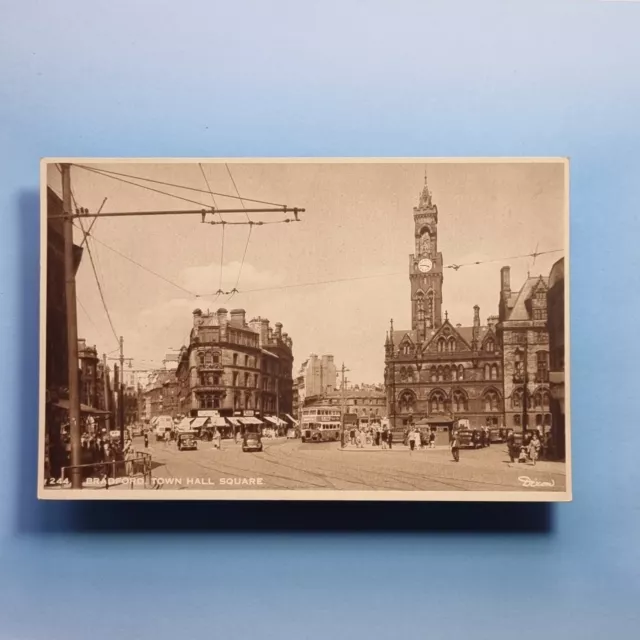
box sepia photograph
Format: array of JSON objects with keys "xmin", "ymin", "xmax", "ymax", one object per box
[{"xmin": 38, "ymin": 158, "xmax": 569, "ymax": 501}]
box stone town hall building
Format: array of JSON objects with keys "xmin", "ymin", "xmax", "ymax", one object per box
[{"xmin": 385, "ymin": 177, "xmax": 519, "ymax": 438}]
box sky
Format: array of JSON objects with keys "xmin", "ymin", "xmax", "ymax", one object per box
[{"xmin": 47, "ymin": 160, "xmax": 565, "ymax": 384}]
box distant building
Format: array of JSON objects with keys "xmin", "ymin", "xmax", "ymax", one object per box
[
  {"xmin": 547, "ymin": 258, "xmax": 565, "ymax": 459},
  {"xmin": 77, "ymin": 339, "xmax": 103, "ymax": 410},
  {"xmin": 293, "ymin": 354, "xmax": 338, "ymax": 421},
  {"xmin": 304, "ymin": 385, "xmax": 386, "ymax": 425},
  {"xmin": 174, "ymin": 308, "xmax": 294, "ymax": 424}
]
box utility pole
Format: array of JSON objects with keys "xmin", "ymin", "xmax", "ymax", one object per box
[
  {"xmin": 522, "ymin": 336, "xmax": 529, "ymax": 438},
  {"xmin": 61, "ymin": 164, "xmax": 82, "ymax": 489},
  {"xmin": 339, "ymin": 363, "xmax": 350, "ymax": 448},
  {"xmin": 102, "ymin": 354, "xmax": 111, "ymax": 433},
  {"xmin": 119, "ymin": 336, "xmax": 125, "ymax": 448}
]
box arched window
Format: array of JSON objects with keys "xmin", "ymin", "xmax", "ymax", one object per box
[
  {"xmin": 430, "ymin": 366, "xmax": 437, "ymax": 383},
  {"xmin": 402, "ymin": 343, "xmax": 411, "ymax": 355},
  {"xmin": 458, "ymin": 365, "xmax": 464, "ymax": 381},
  {"xmin": 430, "ymin": 391, "xmax": 446, "ymax": 413},
  {"xmin": 244, "ymin": 373, "xmax": 249, "ymax": 387},
  {"xmin": 536, "ymin": 351, "xmax": 549, "ymax": 382},
  {"xmin": 448, "ymin": 337, "xmax": 456, "ymax": 352},
  {"xmin": 484, "ymin": 390, "xmax": 500, "ymax": 412},
  {"xmin": 204, "ymin": 352, "xmax": 213, "ymax": 366},
  {"xmin": 452, "ymin": 390, "xmax": 468, "ymax": 412},
  {"xmin": 437, "ymin": 338, "xmax": 446, "ymax": 353},
  {"xmin": 246, "ymin": 394, "xmax": 252, "ymax": 410},
  {"xmin": 484, "ymin": 364, "xmax": 491, "ymax": 380},
  {"xmin": 512, "ymin": 388, "xmax": 523, "ymax": 409},
  {"xmin": 399, "ymin": 390, "xmax": 416, "ymax": 413},
  {"xmin": 533, "ymin": 392, "xmax": 542, "ymax": 410},
  {"xmin": 426, "ymin": 291, "xmax": 435, "ymax": 328},
  {"xmin": 514, "ymin": 415, "xmax": 521, "ymax": 427},
  {"xmin": 437, "ymin": 366, "xmax": 444, "ymax": 382},
  {"xmin": 514, "ymin": 349, "xmax": 523, "ymax": 377},
  {"xmin": 491, "ymin": 364, "xmax": 499, "ymax": 380},
  {"xmin": 198, "ymin": 352, "xmax": 205, "ymax": 366},
  {"xmin": 543, "ymin": 392, "xmax": 550, "ymax": 409},
  {"xmin": 535, "ymin": 414, "xmax": 543, "ymax": 427},
  {"xmin": 444, "ymin": 366, "xmax": 451, "ymax": 381},
  {"xmin": 544, "ymin": 414, "xmax": 552, "ymax": 427},
  {"xmin": 485, "ymin": 338, "xmax": 495, "ymax": 352}
]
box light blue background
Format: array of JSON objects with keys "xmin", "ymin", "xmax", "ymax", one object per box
[{"xmin": 1, "ymin": 1, "xmax": 639, "ymax": 638}]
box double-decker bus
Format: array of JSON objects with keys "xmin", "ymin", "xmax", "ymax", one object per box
[{"xmin": 300, "ymin": 407, "xmax": 341, "ymax": 443}]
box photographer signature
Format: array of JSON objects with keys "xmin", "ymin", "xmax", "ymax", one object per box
[{"xmin": 518, "ymin": 476, "xmax": 555, "ymax": 488}]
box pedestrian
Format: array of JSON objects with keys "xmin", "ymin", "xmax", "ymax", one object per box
[
  {"xmin": 123, "ymin": 436, "xmax": 134, "ymax": 476},
  {"xmin": 143, "ymin": 432, "xmax": 149, "ymax": 449},
  {"xmin": 350, "ymin": 427, "xmax": 356, "ymax": 446},
  {"xmin": 506, "ymin": 429, "xmax": 516, "ymax": 463},
  {"xmin": 408, "ymin": 428, "xmax": 417, "ymax": 452},
  {"xmin": 529, "ymin": 432, "xmax": 541, "ymax": 465},
  {"xmin": 374, "ymin": 426, "xmax": 381, "ymax": 447},
  {"xmin": 381, "ymin": 427, "xmax": 388, "ymax": 450},
  {"xmin": 216, "ymin": 429, "xmax": 222, "ymax": 450},
  {"xmin": 387, "ymin": 428, "xmax": 393, "ymax": 450},
  {"xmin": 450, "ymin": 430, "xmax": 460, "ymax": 462},
  {"xmin": 429, "ymin": 429, "xmax": 436, "ymax": 449}
]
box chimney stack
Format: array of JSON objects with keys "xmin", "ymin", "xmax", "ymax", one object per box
[
  {"xmin": 229, "ymin": 309, "xmax": 246, "ymax": 327},
  {"xmin": 500, "ymin": 266, "xmax": 511, "ymax": 295},
  {"xmin": 274, "ymin": 322, "xmax": 283, "ymax": 339},
  {"xmin": 216, "ymin": 308, "xmax": 228, "ymax": 324},
  {"xmin": 472, "ymin": 305, "xmax": 480, "ymax": 350}
]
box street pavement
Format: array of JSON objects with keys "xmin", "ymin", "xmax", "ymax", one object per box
[{"xmin": 136, "ymin": 437, "xmax": 566, "ymax": 492}]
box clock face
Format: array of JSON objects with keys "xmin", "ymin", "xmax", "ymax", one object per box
[{"xmin": 418, "ymin": 258, "xmax": 433, "ymax": 273}]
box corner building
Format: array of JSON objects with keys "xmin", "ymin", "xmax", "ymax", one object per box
[
  {"xmin": 384, "ymin": 178, "xmax": 504, "ymax": 439},
  {"xmin": 176, "ymin": 308, "xmax": 293, "ymax": 421},
  {"xmin": 498, "ymin": 266, "xmax": 552, "ymax": 434}
]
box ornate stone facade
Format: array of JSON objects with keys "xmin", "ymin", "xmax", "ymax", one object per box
[{"xmin": 384, "ymin": 176, "xmax": 504, "ymax": 433}]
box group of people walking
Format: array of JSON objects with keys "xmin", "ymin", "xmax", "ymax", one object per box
[
  {"xmin": 345, "ymin": 424, "xmax": 393, "ymax": 448},
  {"xmin": 45, "ymin": 431, "xmax": 135, "ymax": 485}
]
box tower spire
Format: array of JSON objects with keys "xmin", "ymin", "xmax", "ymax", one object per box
[{"xmin": 419, "ymin": 168, "xmax": 432, "ymax": 208}]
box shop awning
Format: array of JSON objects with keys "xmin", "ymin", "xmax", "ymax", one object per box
[
  {"xmin": 53, "ymin": 399, "xmax": 110, "ymax": 415},
  {"xmin": 190, "ymin": 417, "xmax": 208, "ymax": 429},
  {"xmin": 210, "ymin": 417, "xmax": 227, "ymax": 427},
  {"xmin": 239, "ymin": 417, "xmax": 263, "ymax": 426},
  {"xmin": 227, "ymin": 417, "xmax": 242, "ymax": 426},
  {"xmin": 264, "ymin": 416, "xmax": 279, "ymax": 425},
  {"xmin": 285, "ymin": 413, "xmax": 299, "ymax": 426}
]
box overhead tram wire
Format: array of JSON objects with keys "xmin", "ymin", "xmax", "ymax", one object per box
[
  {"xmin": 225, "ymin": 163, "xmax": 253, "ymax": 300},
  {"xmin": 82, "ymin": 230, "xmax": 199, "ymax": 298},
  {"xmin": 196, "ymin": 248, "xmax": 564, "ymax": 298},
  {"xmin": 198, "ymin": 163, "xmax": 226, "ymax": 300},
  {"xmin": 72, "ymin": 163, "xmax": 288, "ymax": 207},
  {"xmin": 57, "ymin": 164, "xmax": 120, "ymax": 347}
]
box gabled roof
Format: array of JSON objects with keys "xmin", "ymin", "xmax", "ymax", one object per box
[
  {"xmin": 391, "ymin": 330, "xmax": 418, "ymax": 345},
  {"xmin": 422, "ymin": 319, "xmax": 473, "ymax": 352},
  {"xmin": 507, "ymin": 275, "xmax": 549, "ymax": 321}
]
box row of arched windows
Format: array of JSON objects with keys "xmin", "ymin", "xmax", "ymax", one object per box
[
  {"xmin": 397, "ymin": 388, "xmax": 502, "ymax": 414},
  {"xmin": 511, "ymin": 389, "xmax": 550, "ymax": 410},
  {"xmin": 513, "ymin": 414, "xmax": 552, "ymax": 427},
  {"xmin": 400, "ymin": 336, "xmax": 497, "ymax": 355},
  {"xmin": 397, "ymin": 364, "xmax": 500, "ymax": 383}
]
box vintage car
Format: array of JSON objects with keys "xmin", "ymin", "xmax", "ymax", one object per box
[
  {"xmin": 242, "ymin": 425, "xmax": 263, "ymax": 452},
  {"xmin": 177, "ymin": 431, "xmax": 198, "ymax": 451}
]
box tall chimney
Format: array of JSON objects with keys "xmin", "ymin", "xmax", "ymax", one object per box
[
  {"xmin": 472, "ymin": 305, "xmax": 480, "ymax": 350},
  {"xmin": 274, "ymin": 322, "xmax": 283, "ymax": 339},
  {"xmin": 501, "ymin": 266, "xmax": 511, "ymax": 295}
]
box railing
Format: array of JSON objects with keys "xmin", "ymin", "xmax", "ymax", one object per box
[{"xmin": 59, "ymin": 451, "xmax": 153, "ymax": 490}]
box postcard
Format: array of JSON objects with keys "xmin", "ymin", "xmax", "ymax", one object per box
[{"xmin": 39, "ymin": 158, "xmax": 570, "ymax": 501}]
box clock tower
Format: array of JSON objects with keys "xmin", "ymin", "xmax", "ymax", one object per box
[{"xmin": 409, "ymin": 173, "xmax": 443, "ymax": 340}]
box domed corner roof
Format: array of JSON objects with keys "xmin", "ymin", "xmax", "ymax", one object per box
[
  {"xmin": 192, "ymin": 308, "xmax": 203, "ymax": 315},
  {"xmin": 548, "ymin": 258, "xmax": 565, "ymax": 289}
]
